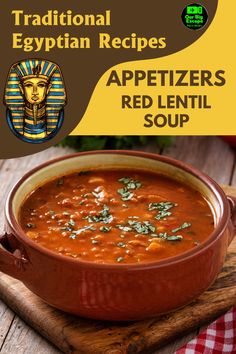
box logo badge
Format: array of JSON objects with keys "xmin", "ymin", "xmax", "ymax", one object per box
[
  {"xmin": 4, "ymin": 59, "xmax": 67, "ymax": 143},
  {"xmin": 182, "ymin": 4, "xmax": 208, "ymax": 30}
]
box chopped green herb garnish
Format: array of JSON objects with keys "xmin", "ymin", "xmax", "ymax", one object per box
[
  {"xmin": 149, "ymin": 201, "xmax": 177, "ymax": 220},
  {"xmin": 116, "ymin": 220, "xmax": 156, "ymax": 235},
  {"xmin": 155, "ymin": 211, "xmax": 172, "ymax": 220},
  {"xmin": 26, "ymin": 223, "xmax": 36, "ymax": 228},
  {"xmin": 166, "ymin": 235, "xmax": 183, "ymax": 241},
  {"xmin": 118, "ymin": 177, "xmax": 131, "ymax": 184},
  {"xmin": 116, "ymin": 225, "xmax": 133, "ymax": 232},
  {"xmin": 116, "ymin": 256, "xmax": 124, "ymax": 262},
  {"xmin": 172, "ymin": 222, "xmax": 191, "ymax": 233},
  {"xmin": 150, "ymin": 232, "xmax": 183, "ymax": 241},
  {"xmin": 118, "ymin": 177, "xmax": 142, "ymax": 190},
  {"xmin": 156, "ymin": 232, "xmax": 168, "ymax": 239},
  {"xmin": 100, "ymin": 226, "xmax": 111, "ymax": 233},
  {"xmin": 100, "ymin": 204, "xmax": 109, "ymax": 216},
  {"xmin": 151, "ymin": 232, "xmax": 183, "ymax": 241},
  {"xmin": 128, "ymin": 220, "xmax": 156, "ymax": 234},
  {"xmin": 117, "ymin": 242, "xmax": 126, "ymax": 248},
  {"xmin": 148, "ymin": 201, "xmax": 177, "ymax": 211},
  {"xmin": 86, "ymin": 205, "xmax": 113, "ymax": 224},
  {"xmin": 56, "ymin": 177, "xmax": 64, "ymax": 186},
  {"xmin": 69, "ymin": 234, "xmax": 77, "ymax": 240},
  {"xmin": 117, "ymin": 188, "xmax": 134, "ymax": 201},
  {"xmin": 117, "ymin": 177, "xmax": 142, "ymax": 201},
  {"xmin": 68, "ymin": 219, "xmax": 75, "ymax": 228}
]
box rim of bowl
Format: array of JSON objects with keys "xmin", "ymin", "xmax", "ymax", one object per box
[{"xmin": 5, "ymin": 150, "xmax": 230, "ymax": 270}]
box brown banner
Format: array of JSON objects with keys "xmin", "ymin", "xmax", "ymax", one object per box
[{"xmin": 0, "ymin": 0, "xmax": 218, "ymax": 158}]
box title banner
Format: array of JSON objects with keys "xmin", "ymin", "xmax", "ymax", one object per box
[{"xmin": 0, "ymin": 0, "xmax": 235, "ymax": 158}]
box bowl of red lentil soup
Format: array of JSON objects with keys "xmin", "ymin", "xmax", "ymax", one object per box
[{"xmin": 1, "ymin": 151, "xmax": 236, "ymax": 320}]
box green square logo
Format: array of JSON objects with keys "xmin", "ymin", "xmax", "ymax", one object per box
[{"xmin": 187, "ymin": 6, "xmax": 203, "ymax": 15}]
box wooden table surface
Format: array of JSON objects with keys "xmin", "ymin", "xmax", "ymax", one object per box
[{"xmin": 0, "ymin": 136, "xmax": 235, "ymax": 354}]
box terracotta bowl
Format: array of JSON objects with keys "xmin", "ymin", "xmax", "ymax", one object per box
[{"xmin": 1, "ymin": 151, "xmax": 236, "ymax": 321}]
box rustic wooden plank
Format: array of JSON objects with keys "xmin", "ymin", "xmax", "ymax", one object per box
[
  {"xmin": 162, "ymin": 137, "xmax": 235, "ymax": 184},
  {"xmin": 0, "ymin": 300, "xmax": 14, "ymax": 348},
  {"xmin": 0, "ymin": 316, "xmax": 61, "ymax": 354},
  {"xmin": 0, "ymin": 185, "xmax": 235, "ymax": 354},
  {"xmin": 153, "ymin": 332, "xmax": 197, "ymax": 354}
]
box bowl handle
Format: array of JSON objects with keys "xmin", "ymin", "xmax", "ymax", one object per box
[
  {"xmin": 227, "ymin": 195, "xmax": 236, "ymax": 245},
  {"xmin": 0, "ymin": 232, "xmax": 29, "ymax": 280}
]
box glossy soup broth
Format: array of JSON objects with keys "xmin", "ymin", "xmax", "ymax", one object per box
[{"xmin": 19, "ymin": 170, "xmax": 214, "ymax": 263}]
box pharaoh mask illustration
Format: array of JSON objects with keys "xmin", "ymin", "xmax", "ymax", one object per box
[{"xmin": 4, "ymin": 59, "xmax": 66, "ymax": 143}]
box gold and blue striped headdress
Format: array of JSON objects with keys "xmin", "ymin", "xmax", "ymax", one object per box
[{"xmin": 4, "ymin": 59, "xmax": 66, "ymax": 143}]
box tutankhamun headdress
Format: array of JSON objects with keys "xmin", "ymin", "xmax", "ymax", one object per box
[{"xmin": 4, "ymin": 59, "xmax": 66, "ymax": 143}]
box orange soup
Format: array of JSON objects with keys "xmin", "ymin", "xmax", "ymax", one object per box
[{"xmin": 19, "ymin": 170, "xmax": 214, "ymax": 263}]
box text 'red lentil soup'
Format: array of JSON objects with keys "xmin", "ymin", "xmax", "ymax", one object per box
[{"xmin": 19, "ymin": 170, "xmax": 215, "ymax": 264}]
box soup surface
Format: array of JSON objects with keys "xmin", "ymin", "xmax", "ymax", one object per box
[{"xmin": 20, "ymin": 169, "xmax": 214, "ymax": 263}]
